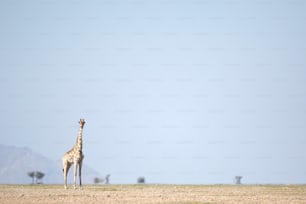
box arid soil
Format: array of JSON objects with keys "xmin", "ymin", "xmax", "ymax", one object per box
[{"xmin": 0, "ymin": 184, "xmax": 306, "ymax": 204}]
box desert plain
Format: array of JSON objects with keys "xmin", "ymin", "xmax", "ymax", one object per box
[{"xmin": 0, "ymin": 184, "xmax": 306, "ymax": 204}]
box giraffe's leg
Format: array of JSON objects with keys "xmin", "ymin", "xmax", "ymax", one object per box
[
  {"xmin": 79, "ymin": 159, "xmax": 83, "ymax": 189},
  {"xmin": 73, "ymin": 162, "xmax": 78, "ymax": 189},
  {"xmin": 63, "ymin": 161, "xmax": 71, "ymax": 190}
]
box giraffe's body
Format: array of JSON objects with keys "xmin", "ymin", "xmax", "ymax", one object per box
[{"xmin": 62, "ymin": 119, "xmax": 85, "ymax": 189}]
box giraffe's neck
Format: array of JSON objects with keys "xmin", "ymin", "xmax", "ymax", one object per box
[{"xmin": 74, "ymin": 126, "xmax": 83, "ymax": 151}]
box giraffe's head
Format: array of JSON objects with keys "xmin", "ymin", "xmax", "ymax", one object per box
[{"xmin": 79, "ymin": 119, "xmax": 85, "ymax": 128}]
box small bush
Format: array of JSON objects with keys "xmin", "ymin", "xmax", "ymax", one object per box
[{"xmin": 137, "ymin": 177, "xmax": 145, "ymax": 184}]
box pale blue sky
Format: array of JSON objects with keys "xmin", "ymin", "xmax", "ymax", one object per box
[{"xmin": 1, "ymin": 0, "xmax": 306, "ymax": 184}]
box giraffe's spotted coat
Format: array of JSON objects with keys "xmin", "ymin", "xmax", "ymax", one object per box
[{"xmin": 62, "ymin": 119, "xmax": 85, "ymax": 189}]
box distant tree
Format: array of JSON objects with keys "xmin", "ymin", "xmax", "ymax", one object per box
[
  {"xmin": 28, "ymin": 172, "xmax": 35, "ymax": 184},
  {"xmin": 27, "ymin": 171, "xmax": 45, "ymax": 184},
  {"xmin": 105, "ymin": 174, "xmax": 111, "ymax": 184},
  {"xmin": 35, "ymin": 171, "xmax": 45, "ymax": 184},
  {"xmin": 137, "ymin": 177, "xmax": 145, "ymax": 184},
  {"xmin": 235, "ymin": 176, "xmax": 242, "ymax": 185}
]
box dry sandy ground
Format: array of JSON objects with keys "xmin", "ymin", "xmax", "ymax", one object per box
[{"xmin": 0, "ymin": 184, "xmax": 306, "ymax": 204}]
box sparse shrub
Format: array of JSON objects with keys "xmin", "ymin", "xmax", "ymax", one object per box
[
  {"xmin": 93, "ymin": 177, "xmax": 104, "ymax": 184},
  {"xmin": 137, "ymin": 177, "xmax": 145, "ymax": 184}
]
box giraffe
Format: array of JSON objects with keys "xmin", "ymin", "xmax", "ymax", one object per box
[{"xmin": 62, "ymin": 119, "xmax": 85, "ymax": 189}]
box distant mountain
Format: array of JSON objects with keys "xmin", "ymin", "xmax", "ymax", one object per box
[{"xmin": 0, "ymin": 144, "xmax": 101, "ymax": 184}]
